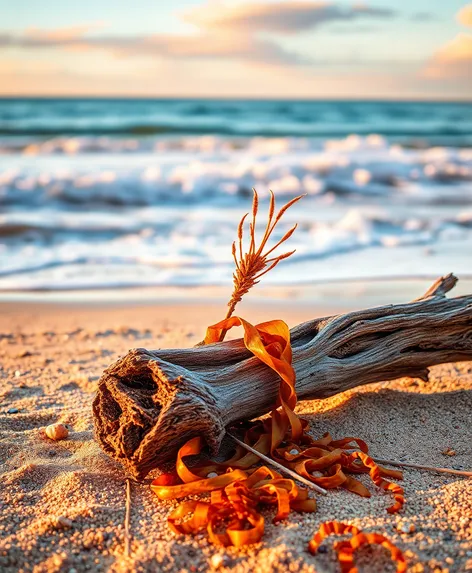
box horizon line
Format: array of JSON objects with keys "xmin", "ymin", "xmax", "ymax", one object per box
[{"xmin": 1, "ymin": 94, "xmax": 472, "ymax": 104}]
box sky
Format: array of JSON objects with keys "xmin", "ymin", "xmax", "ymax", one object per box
[{"xmin": 0, "ymin": 0, "xmax": 471, "ymax": 99}]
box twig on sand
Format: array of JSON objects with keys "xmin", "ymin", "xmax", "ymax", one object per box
[
  {"xmin": 229, "ymin": 436, "xmax": 471, "ymax": 495},
  {"xmin": 227, "ymin": 433, "xmax": 327, "ymax": 495},
  {"xmin": 372, "ymin": 457, "xmax": 472, "ymax": 478},
  {"xmin": 124, "ymin": 478, "xmax": 131, "ymax": 558}
]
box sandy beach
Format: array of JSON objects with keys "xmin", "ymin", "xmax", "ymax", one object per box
[
  {"xmin": 2, "ymin": 3, "xmax": 472, "ymax": 571},
  {"xmin": 0, "ymin": 294, "xmax": 471, "ymax": 573}
]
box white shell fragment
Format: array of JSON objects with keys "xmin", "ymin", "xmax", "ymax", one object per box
[{"xmin": 210, "ymin": 554, "xmax": 230, "ymax": 569}]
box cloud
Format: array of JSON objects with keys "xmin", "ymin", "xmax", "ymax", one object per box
[
  {"xmin": 457, "ymin": 4, "xmax": 472, "ymax": 27},
  {"xmin": 423, "ymin": 33, "xmax": 472, "ymax": 79},
  {"xmin": 184, "ymin": 1, "xmax": 395, "ymax": 34},
  {"xmin": 0, "ymin": 56, "xmax": 439, "ymax": 99},
  {"xmin": 0, "ymin": 2, "xmax": 395, "ymax": 66},
  {"xmin": 24, "ymin": 23, "xmax": 107, "ymax": 41},
  {"xmin": 410, "ymin": 12, "xmax": 435, "ymax": 22},
  {"xmin": 126, "ymin": 33, "xmax": 310, "ymax": 65},
  {"xmin": 0, "ymin": 29, "xmax": 306, "ymax": 65},
  {"xmin": 0, "ymin": 23, "xmax": 107, "ymax": 49},
  {"xmin": 421, "ymin": 6, "xmax": 472, "ymax": 82}
]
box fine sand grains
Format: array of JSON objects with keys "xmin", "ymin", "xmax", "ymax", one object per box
[{"xmin": 0, "ymin": 303, "xmax": 471, "ymax": 573}]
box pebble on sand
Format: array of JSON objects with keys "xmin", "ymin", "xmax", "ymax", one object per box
[
  {"xmin": 52, "ymin": 516, "xmax": 73, "ymax": 529},
  {"xmin": 442, "ymin": 447, "xmax": 456, "ymax": 456},
  {"xmin": 17, "ymin": 350, "xmax": 32, "ymax": 358}
]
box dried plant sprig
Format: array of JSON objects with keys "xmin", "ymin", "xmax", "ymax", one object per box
[{"xmin": 220, "ymin": 190, "xmax": 303, "ymax": 339}]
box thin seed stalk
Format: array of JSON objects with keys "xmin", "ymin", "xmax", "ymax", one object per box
[{"xmin": 217, "ymin": 190, "xmax": 304, "ymax": 342}]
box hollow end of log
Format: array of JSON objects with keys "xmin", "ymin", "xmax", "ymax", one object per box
[{"xmin": 92, "ymin": 349, "xmax": 226, "ymax": 480}]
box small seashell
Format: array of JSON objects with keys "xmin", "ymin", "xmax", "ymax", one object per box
[
  {"xmin": 289, "ymin": 448, "xmax": 299, "ymax": 455},
  {"xmin": 207, "ymin": 472, "xmax": 218, "ymax": 479},
  {"xmin": 397, "ymin": 522, "xmax": 416, "ymax": 534},
  {"xmin": 45, "ymin": 423, "xmax": 69, "ymax": 441}
]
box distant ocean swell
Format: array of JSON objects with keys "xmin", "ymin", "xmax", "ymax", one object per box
[
  {"xmin": 1, "ymin": 98, "xmax": 472, "ymax": 145},
  {"xmin": 2, "ymin": 124, "xmax": 472, "ymax": 139}
]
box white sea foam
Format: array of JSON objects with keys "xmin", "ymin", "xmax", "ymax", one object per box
[{"xmin": 1, "ymin": 134, "xmax": 471, "ymax": 291}]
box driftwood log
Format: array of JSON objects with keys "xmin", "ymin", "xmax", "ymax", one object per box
[{"xmin": 93, "ymin": 274, "xmax": 472, "ymax": 480}]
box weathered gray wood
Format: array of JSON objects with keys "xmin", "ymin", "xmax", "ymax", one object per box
[{"xmin": 93, "ymin": 274, "xmax": 472, "ymax": 479}]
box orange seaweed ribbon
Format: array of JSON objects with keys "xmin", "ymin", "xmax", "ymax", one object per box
[
  {"xmin": 151, "ymin": 315, "xmax": 406, "ymax": 550},
  {"xmin": 343, "ymin": 451, "xmax": 405, "ymax": 513},
  {"xmin": 205, "ymin": 317, "xmax": 302, "ymax": 445},
  {"xmin": 309, "ymin": 521, "xmax": 407, "ymax": 573}
]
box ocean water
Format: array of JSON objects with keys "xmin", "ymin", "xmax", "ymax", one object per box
[{"xmin": 0, "ymin": 98, "xmax": 471, "ymax": 292}]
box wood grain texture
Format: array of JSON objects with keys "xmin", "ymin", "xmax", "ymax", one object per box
[{"xmin": 92, "ymin": 274, "xmax": 472, "ymax": 479}]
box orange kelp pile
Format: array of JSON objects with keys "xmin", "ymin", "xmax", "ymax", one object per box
[{"xmin": 151, "ymin": 317, "xmax": 405, "ymax": 563}]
